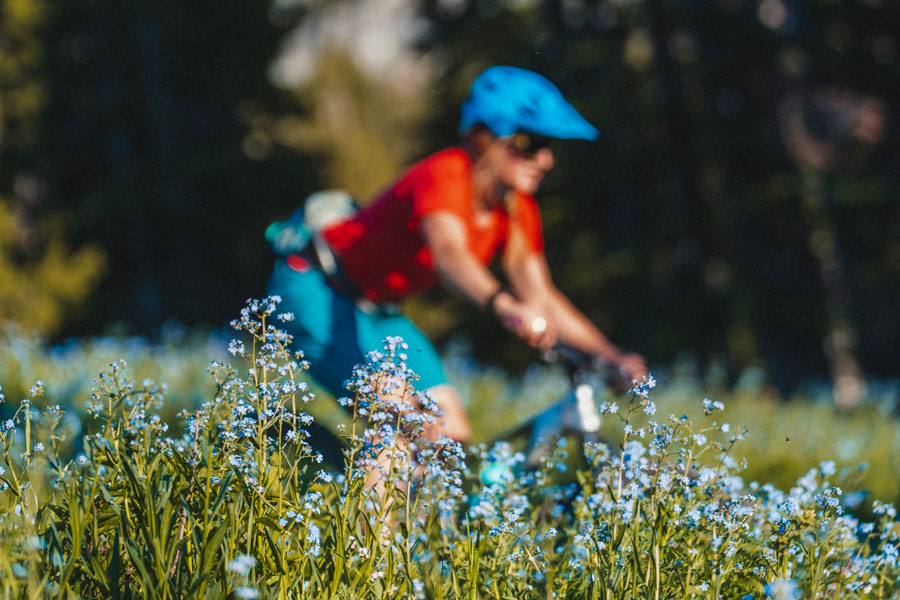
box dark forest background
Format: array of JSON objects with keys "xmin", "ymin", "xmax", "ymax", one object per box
[{"xmin": 2, "ymin": 0, "xmax": 898, "ymax": 403}]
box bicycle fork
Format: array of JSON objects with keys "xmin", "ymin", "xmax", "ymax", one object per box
[{"xmin": 525, "ymin": 381, "xmax": 602, "ymax": 468}]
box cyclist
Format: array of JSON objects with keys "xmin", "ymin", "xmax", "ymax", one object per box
[{"xmin": 267, "ymin": 65, "xmax": 647, "ymax": 444}]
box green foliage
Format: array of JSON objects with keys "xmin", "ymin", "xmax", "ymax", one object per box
[
  {"xmin": 0, "ymin": 299, "xmax": 898, "ymax": 598},
  {"xmin": 0, "ymin": 197, "xmax": 105, "ymax": 336},
  {"xmin": 32, "ymin": 0, "xmax": 319, "ymax": 330},
  {"xmin": 0, "ymin": 0, "xmax": 48, "ymax": 157},
  {"xmin": 451, "ymin": 352, "xmax": 900, "ymax": 505},
  {"xmin": 0, "ymin": 323, "xmax": 225, "ymax": 434},
  {"xmin": 271, "ymin": 47, "xmax": 429, "ymax": 201},
  {"xmin": 0, "ymin": 0, "xmax": 106, "ymax": 337}
]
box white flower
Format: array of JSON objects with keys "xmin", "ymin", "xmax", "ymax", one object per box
[
  {"xmin": 227, "ymin": 554, "xmax": 256, "ymax": 576},
  {"xmin": 765, "ymin": 579, "xmax": 800, "ymax": 600}
]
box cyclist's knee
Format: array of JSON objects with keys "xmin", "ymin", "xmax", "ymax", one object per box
[
  {"xmin": 372, "ymin": 380, "xmax": 471, "ymax": 442},
  {"xmin": 425, "ymin": 385, "xmax": 472, "ymax": 443}
]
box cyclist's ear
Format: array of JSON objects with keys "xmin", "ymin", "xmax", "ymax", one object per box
[{"xmin": 462, "ymin": 124, "xmax": 495, "ymax": 154}]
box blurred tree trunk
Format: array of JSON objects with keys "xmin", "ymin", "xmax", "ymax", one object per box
[
  {"xmin": 126, "ymin": 0, "xmax": 175, "ymax": 327},
  {"xmin": 779, "ymin": 89, "xmax": 886, "ymax": 409},
  {"xmin": 800, "ymin": 168, "xmax": 865, "ymax": 410},
  {"xmin": 97, "ymin": 3, "xmax": 165, "ymax": 330}
]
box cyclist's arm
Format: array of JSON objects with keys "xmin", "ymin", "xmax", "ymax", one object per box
[
  {"xmin": 420, "ymin": 212, "xmax": 503, "ymax": 305},
  {"xmin": 420, "ymin": 212, "xmax": 553, "ymax": 347},
  {"xmin": 504, "ymin": 251, "xmax": 647, "ymax": 376}
]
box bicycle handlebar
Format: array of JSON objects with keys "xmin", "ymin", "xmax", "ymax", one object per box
[{"xmin": 540, "ymin": 344, "xmax": 633, "ymax": 390}]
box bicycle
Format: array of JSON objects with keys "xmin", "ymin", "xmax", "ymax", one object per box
[
  {"xmin": 478, "ymin": 343, "xmax": 632, "ymax": 485},
  {"xmin": 302, "ymin": 342, "xmax": 630, "ymax": 480}
]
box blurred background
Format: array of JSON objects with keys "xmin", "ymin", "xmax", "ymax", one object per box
[{"xmin": 1, "ymin": 0, "xmax": 899, "ymax": 407}]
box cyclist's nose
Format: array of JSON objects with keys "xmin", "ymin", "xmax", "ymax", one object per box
[{"xmin": 535, "ymin": 147, "xmax": 554, "ymax": 170}]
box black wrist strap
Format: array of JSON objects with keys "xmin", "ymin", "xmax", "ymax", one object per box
[{"xmin": 486, "ymin": 286, "xmax": 508, "ymax": 313}]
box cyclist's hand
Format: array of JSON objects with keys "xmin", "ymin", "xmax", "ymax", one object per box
[
  {"xmin": 496, "ymin": 299, "xmax": 557, "ymax": 350},
  {"xmin": 615, "ymin": 352, "xmax": 649, "ymax": 383}
]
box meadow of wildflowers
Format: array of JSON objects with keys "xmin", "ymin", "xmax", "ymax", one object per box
[{"xmin": 0, "ymin": 297, "xmax": 898, "ymax": 598}]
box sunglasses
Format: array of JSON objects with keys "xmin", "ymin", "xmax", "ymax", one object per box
[{"xmin": 506, "ymin": 132, "xmax": 553, "ymax": 158}]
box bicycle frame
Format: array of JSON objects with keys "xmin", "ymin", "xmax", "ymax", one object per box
[
  {"xmin": 305, "ymin": 344, "xmax": 627, "ymax": 478},
  {"xmin": 525, "ymin": 345, "xmax": 626, "ymax": 466},
  {"xmin": 479, "ymin": 345, "xmax": 626, "ymax": 480}
]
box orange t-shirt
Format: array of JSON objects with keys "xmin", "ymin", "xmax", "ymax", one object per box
[{"xmin": 321, "ymin": 147, "xmax": 544, "ymax": 303}]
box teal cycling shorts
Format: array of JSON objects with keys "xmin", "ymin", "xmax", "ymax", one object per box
[{"xmin": 266, "ymin": 259, "xmax": 448, "ymax": 397}]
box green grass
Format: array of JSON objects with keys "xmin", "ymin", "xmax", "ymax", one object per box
[
  {"xmin": 451, "ymin": 353, "xmax": 900, "ymax": 506},
  {"xmin": 0, "ymin": 300, "xmax": 898, "ymax": 599}
]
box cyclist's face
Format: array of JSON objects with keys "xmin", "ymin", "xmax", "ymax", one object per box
[{"xmin": 494, "ymin": 133, "xmax": 555, "ymax": 194}]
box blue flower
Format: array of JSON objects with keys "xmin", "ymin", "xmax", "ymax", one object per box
[{"xmin": 307, "ymin": 522, "xmax": 321, "ymax": 546}]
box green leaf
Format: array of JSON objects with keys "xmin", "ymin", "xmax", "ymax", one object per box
[{"xmin": 107, "ymin": 528, "xmax": 122, "ymax": 599}]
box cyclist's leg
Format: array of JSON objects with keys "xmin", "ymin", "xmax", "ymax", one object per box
[
  {"xmin": 267, "ymin": 259, "xmax": 366, "ymax": 396},
  {"xmin": 422, "ymin": 384, "xmax": 471, "ymax": 443},
  {"xmin": 356, "ymin": 310, "xmax": 471, "ymax": 443},
  {"xmin": 267, "ymin": 260, "xmax": 368, "ymax": 467},
  {"xmin": 353, "ymin": 309, "xmax": 470, "ymax": 521},
  {"xmin": 269, "ymin": 259, "xmax": 471, "ymax": 446}
]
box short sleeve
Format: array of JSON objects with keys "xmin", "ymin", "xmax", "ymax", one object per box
[
  {"xmin": 515, "ymin": 193, "xmax": 545, "ymax": 254},
  {"xmin": 408, "ymin": 149, "xmax": 472, "ymax": 221}
]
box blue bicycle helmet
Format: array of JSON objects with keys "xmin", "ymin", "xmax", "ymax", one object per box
[{"xmin": 459, "ymin": 66, "xmax": 598, "ymax": 141}]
